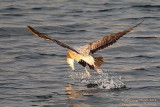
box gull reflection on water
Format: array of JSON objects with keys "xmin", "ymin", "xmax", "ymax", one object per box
[
  {"xmin": 65, "ymin": 83, "xmax": 83, "ymax": 99},
  {"xmin": 65, "ymin": 83, "xmax": 92, "ymax": 107}
]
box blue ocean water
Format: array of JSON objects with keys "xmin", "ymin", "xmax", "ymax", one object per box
[{"xmin": 0, "ymin": 0, "xmax": 160, "ymax": 107}]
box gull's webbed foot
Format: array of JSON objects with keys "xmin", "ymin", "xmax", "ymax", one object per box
[{"xmin": 96, "ymin": 68, "xmax": 103, "ymax": 74}]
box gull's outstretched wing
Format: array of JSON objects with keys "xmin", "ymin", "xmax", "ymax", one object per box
[
  {"xmin": 84, "ymin": 20, "xmax": 144, "ymax": 54},
  {"xmin": 27, "ymin": 26, "xmax": 79, "ymax": 53}
]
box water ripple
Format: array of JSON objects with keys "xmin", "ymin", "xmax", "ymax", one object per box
[{"xmin": 0, "ymin": 0, "xmax": 160, "ymax": 106}]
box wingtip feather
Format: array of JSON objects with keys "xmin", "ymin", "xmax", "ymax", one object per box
[{"xmin": 132, "ymin": 20, "xmax": 144, "ymax": 29}]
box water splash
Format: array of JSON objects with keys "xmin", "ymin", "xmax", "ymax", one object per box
[
  {"xmin": 95, "ymin": 73, "xmax": 126, "ymax": 89},
  {"xmin": 68, "ymin": 70, "xmax": 126, "ymax": 90}
]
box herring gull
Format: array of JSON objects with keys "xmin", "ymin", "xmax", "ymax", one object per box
[{"xmin": 27, "ymin": 21, "xmax": 143, "ymax": 77}]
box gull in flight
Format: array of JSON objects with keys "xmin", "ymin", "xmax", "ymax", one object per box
[{"xmin": 27, "ymin": 21, "xmax": 143, "ymax": 78}]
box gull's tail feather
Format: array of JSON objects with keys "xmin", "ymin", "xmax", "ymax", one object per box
[{"xmin": 94, "ymin": 56, "xmax": 104, "ymax": 67}]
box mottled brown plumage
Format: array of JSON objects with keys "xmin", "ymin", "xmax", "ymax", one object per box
[
  {"xmin": 27, "ymin": 26, "xmax": 79, "ymax": 53},
  {"xmin": 80, "ymin": 20, "xmax": 144, "ymax": 54},
  {"xmin": 27, "ymin": 21, "xmax": 143, "ymax": 77}
]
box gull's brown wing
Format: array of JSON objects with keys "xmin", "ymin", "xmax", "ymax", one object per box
[
  {"xmin": 27, "ymin": 26, "xmax": 79, "ymax": 53},
  {"xmin": 86, "ymin": 20, "xmax": 144, "ymax": 54}
]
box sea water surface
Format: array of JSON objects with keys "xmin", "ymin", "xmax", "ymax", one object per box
[{"xmin": 0, "ymin": 0, "xmax": 160, "ymax": 107}]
